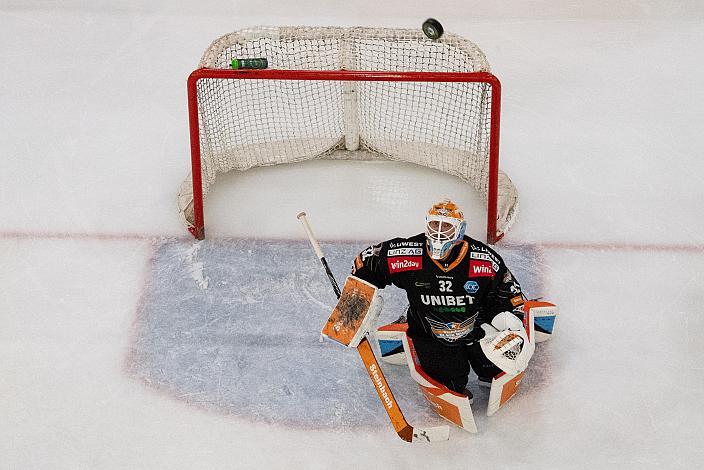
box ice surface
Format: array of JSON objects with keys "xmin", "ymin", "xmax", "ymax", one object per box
[
  {"xmin": 2, "ymin": 2, "xmax": 704, "ymax": 469},
  {"xmin": 126, "ymin": 238, "xmax": 543, "ymax": 428}
]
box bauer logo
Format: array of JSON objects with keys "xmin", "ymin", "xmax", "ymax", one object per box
[
  {"xmin": 464, "ymin": 280, "xmax": 479, "ymax": 294},
  {"xmin": 388, "ymin": 256, "xmax": 422, "ymax": 273},
  {"xmin": 387, "ymin": 247, "xmax": 423, "ymax": 257},
  {"xmin": 469, "ymin": 260, "xmax": 495, "ymax": 278}
]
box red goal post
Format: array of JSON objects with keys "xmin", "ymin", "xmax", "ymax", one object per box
[{"xmin": 178, "ymin": 27, "xmax": 519, "ymax": 244}]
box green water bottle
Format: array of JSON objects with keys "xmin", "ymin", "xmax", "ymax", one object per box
[{"xmin": 230, "ymin": 58, "xmax": 269, "ymax": 70}]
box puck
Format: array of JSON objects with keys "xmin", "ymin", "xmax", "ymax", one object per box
[{"xmin": 422, "ymin": 18, "xmax": 444, "ymax": 40}]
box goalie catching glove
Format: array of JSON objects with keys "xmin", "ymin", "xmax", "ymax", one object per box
[
  {"xmin": 479, "ymin": 311, "xmax": 535, "ymax": 375},
  {"xmin": 321, "ymin": 275, "xmax": 383, "ymax": 348}
]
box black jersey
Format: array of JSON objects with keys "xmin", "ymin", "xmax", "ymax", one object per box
[{"xmin": 352, "ymin": 233, "xmax": 525, "ymax": 346}]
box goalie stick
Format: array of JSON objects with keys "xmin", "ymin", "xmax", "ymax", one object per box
[
  {"xmin": 297, "ymin": 212, "xmax": 450, "ymax": 443},
  {"xmin": 297, "ymin": 212, "xmax": 341, "ymax": 298}
]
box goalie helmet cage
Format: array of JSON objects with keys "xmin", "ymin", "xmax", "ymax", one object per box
[{"xmin": 178, "ymin": 26, "xmax": 519, "ymax": 244}]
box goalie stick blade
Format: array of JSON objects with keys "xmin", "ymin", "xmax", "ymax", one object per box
[
  {"xmin": 412, "ymin": 425, "xmax": 451, "ymax": 443},
  {"xmin": 357, "ymin": 338, "xmax": 448, "ymax": 443}
]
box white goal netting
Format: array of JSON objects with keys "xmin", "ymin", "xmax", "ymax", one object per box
[{"xmin": 178, "ymin": 26, "xmax": 519, "ymax": 242}]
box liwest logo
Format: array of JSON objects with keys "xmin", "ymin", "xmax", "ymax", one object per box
[
  {"xmin": 388, "ymin": 256, "xmax": 422, "ymax": 273},
  {"xmin": 469, "ymin": 260, "xmax": 495, "ymax": 278}
]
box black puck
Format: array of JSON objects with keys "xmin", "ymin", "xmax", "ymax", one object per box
[{"xmin": 422, "ymin": 18, "xmax": 444, "ymax": 40}]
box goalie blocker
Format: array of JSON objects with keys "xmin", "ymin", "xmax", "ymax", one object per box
[{"xmin": 322, "ymin": 275, "xmax": 383, "ymax": 348}]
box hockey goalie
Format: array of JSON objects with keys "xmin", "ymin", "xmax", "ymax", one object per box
[{"xmin": 335, "ymin": 199, "xmax": 558, "ymax": 429}]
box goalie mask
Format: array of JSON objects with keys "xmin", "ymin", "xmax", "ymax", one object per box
[{"xmin": 425, "ymin": 199, "xmax": 466, "ymax": 260}]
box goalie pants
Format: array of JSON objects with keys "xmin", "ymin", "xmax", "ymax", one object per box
[{"xmin": 411, "ymin": 334, "xmax": 501, "ymax": 394}]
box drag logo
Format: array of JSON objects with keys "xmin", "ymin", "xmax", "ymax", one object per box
[
  {"xmin": 469, "ymin": 260, "xmax": 495, "ymax": 278},
  {"xmin": 426, "ymin": 314, "xmax": 478, "ymax": 342},
  {"xmin": 388, "ymin": 256, "xmax": 422, "ymax": 273}
]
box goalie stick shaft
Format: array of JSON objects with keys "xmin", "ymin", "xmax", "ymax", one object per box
[
  {"xmin": 297, "ymin": 211, "xmax": 447, "ymax": 442},
  {"xmin": 296, "ymin": 212, "xmax": 341, "ymax": 297}
]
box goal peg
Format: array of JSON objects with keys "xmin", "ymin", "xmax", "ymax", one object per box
[
  {"xmin": 422, "ymin": 18, "xmax": 444, "ymax": 40},
  {"xmin": 230, "ymin": 58, "xmax": 269, "ymax": 70}
]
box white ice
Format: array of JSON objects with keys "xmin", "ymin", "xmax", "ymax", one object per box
[{"xmin": 2, "ymin": 2, "xmax": 704, "ymax": 469}]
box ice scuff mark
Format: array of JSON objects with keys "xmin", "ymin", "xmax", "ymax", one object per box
[
  {"xmin": 185, "ymin": 240, "xmax": 209, "ymax": 290},
  {"xmin": 300, "ymin": 284, "xmax": 333, "ymax": 343},
  {"xmin": 301, "ymin": 284, "xmax": 333, "ymax": 313}
]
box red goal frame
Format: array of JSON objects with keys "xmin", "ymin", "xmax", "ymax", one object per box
[{"xmin": 186, "ymin": 68, "xmax": 503, "ymax": 244}]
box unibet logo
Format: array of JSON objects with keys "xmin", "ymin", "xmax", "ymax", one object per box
[{"xmin": 420, "ymin": 295, "xmax": 474, "ymax": 306}]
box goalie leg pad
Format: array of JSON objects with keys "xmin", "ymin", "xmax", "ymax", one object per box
[
  {"xmin": 376, "ymin": 322, "xmax": 408, "ymax": 365},
  {"xmin": 321, "ymin": 276, "xmax": 382, "ymax": 348},
  {"xmin": 523, "ymin": 300, "xmax": 559, "ymax": 343},
  {"xmin": 401, "ymin": 334, "xmax": 477, "ymax": 433},
  {"xmin": 486, "ymin": 371, "xmax": 526, "ymax": 416}
]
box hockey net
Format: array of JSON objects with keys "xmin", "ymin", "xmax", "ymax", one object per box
[{"xmin": 178, "ymin": 26, "xmax": 519, "ymax": 243}]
